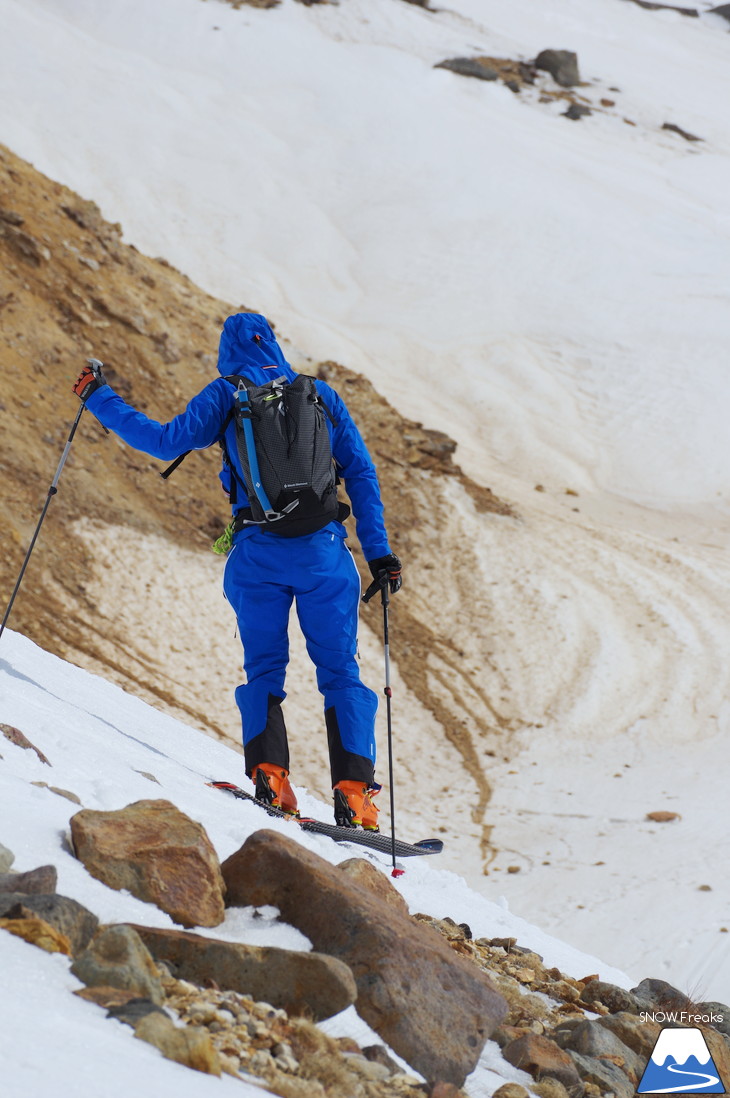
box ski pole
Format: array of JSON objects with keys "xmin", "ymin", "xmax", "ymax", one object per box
[
  {"xmin": 0, "ymin": 401, "xmax": 86, "ymax": 642},
  {"xmin": 363, "ymin": 569, "xmax": 401, "ymax": 876}
]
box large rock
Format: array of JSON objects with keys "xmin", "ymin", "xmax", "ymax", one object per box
[
  {"xmin": 710, "ymin": 4, "xmax": 730, "ymax": 22},
  {"xmin": 70, "ymin": 799, "xmax": 225, "ymax": 928},
  {"xmin": 126, "ymin": 924, "xmax": 356, "ymax": 1021},
  {"xmin": 0, "ymin": 892, "xmax": 98, "ymax": 955},
  {"xmin": 71, "ymin": 924, "xmax": 165, "ymax": 1005},
  {"xmin": 221, "ymin": 829, "xmax": 507, "ymax": 1087},
  {"xmin": 534, "ymin": 50, "xmax": 580, "ymax": 87},
  {"xmin": 502, "ymin": 1034, "xmax": 584, "ymax": 1097},
  {"xmin": 0, "ymin": 865, "xmax": 57, "ymax": 895},
  {"xmin": 0, "ymin": 843, "xmax": 14, "ymax": 872},
  {"xmin": 556, "ymin": 1019, "xmax": 643, "ymax": 1083}
]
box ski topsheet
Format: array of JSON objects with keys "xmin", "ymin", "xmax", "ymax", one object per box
[{"xmin": 208, "ymin": 780, "xmax": 443, "ymax": 858}]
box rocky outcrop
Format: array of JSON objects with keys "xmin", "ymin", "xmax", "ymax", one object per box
[
  {"xmin": 0, "ymin": 891, "xmax": 98, "ymax": 955},
  {"xmin": 221, "ymin": 828, "xmax": 508, "ymax": 1086},
  {"xmin": 71, "ymin": 924, "xmax": 165, "ymax": 1004},
  {"xmin": 710, "ymin": 3, "xmax": 730, "ymax": 21},
  {"xmin": 0, "ymin": 843, "xmax": 14, "ymax": 872},
  {"xmin": 69, "ymin": 800, "xmax": 225, "ymax": 928},
  {"xmin": 126, "ymin": 924, "xmax": 357, "ymax": 1021}
]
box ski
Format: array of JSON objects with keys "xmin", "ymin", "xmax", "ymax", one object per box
[{"xmin": 208, "ymin": 780, "xmax": 444, "ymax": 858}]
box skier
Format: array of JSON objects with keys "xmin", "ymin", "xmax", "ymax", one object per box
[{"xmin": 73, "ymin": 312, "xmax": 401, "ymax": 831}]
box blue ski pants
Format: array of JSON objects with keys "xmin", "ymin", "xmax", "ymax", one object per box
[{"xmin": 223, "ymin": 525, "xmax": 378, "ymax": 786}]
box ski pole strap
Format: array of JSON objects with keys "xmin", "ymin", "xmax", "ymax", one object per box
[{"xmin": 362, "ymin": 570, "xmax": 388, "ymax": 604}]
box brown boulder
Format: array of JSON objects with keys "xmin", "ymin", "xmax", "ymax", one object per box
[
  {"xmin": 222, "ymin": 828, "xmax": 507, "ymax": 1087},
  {"xmin": 127, "ymin": 923, "xmax": 357, "ymax": 1021},
  {"xmin": 70, "ymin": 799, "xmax": 225, "ymax": 928},
  {"xmin": 502, "ymin": 1034, "xmax": 584, "ymax": 1096}
]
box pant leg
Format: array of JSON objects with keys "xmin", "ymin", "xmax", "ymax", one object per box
[
  {"xmin": 223, "ymin": 534, "xmax": 294, "ymax": 774},
  {"xmin": 292, "ymin": 528, "xmax": 378, "ymax": 786}
]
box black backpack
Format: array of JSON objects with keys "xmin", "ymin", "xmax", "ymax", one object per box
[
  {"xmin": 162, "ymin": 373, "xmax": 349, "ymax": 538},
  {"xmin": 223, "ymin": 373, "xmax": 348, "ymax": 538}
]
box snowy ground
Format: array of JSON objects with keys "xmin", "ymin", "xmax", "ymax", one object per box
[
  {"xmin": 1, "ymin": 0, "xmax": 729, "ymax": 1000},
  {"xmin": 0, "ymin": 630, "xmax": 634, "ymax": 1097}
]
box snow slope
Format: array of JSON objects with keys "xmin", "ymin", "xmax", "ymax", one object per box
[
  {"xmin": 0, "ymin": 629, "xmax": 632, "ymax": 1097},
  {"xmin": 1, "ymin": 0, "xmax": 729, "ymax": 999}
]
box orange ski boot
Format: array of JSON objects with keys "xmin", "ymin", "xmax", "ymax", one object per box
[
  {"xmin": 252, "ymin": 763, "xmax": 299, "ymax": 817},
  {"xmin": 333, "ymin": 780, "xmax": 381, "ymax": 831}
]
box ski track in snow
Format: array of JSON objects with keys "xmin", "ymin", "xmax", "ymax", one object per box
[{"xmin": 1, "ymin": 0, "xmax": 730, "ymax": 1004}]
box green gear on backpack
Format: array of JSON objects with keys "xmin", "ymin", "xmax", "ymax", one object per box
[{"xmin": 212, "ymin": 520, "xmax": 234, "ymax": 556}]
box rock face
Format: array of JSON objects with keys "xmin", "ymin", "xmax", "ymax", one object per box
[
  {"xmin": 0, "ymin": 865, "xmax": 57, "ymax": 895},
  {"xmin": 127, "ymin": 924, "xmax": 357, "ymax": 1021},
  {"xmin": 221, "ymin": 829, "xmax": 508, "ymax": 1087},
  {"xmin": 71, "ymin": 924, "xmax": 165, "ymax": 1005},
  {"xmin": 70, "ymin": 800, "xmax": 225, "ymax": 928},
  {"xmin": 534, "ymin": 50, "xmax": 580, "ymax": 87},
  {"xmin": 710, "ymin": 3, "xmax": 730, "ymax": 21},
  {"xmin": 0, "ymin": 892, "xmax": 98, "ymax": 955}
]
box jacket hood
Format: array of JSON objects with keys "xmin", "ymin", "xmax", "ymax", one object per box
[{"xmin": 216, "ymin": 312, "xmax": 298, "ymax": 386}]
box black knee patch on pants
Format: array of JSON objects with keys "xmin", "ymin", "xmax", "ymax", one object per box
[
  {"xmin": 244, "ymin": 694, "xmax": 289, "ymax": 776},
  {"xmin": 325, "ymin": 706, "xmax": 375, "ymax": 787}
]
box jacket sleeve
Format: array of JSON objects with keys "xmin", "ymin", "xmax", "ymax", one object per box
[
  {"xmin": 84, "ymin": 378, "xmax": 232, "ymax": 461},
  {"xmin": 317, "ymin": 380, "xmax": 392, "ymax": 561}
]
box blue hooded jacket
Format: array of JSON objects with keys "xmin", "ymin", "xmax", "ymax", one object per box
[{"xmin": 86, "ymin": 312, "xmax": 392, "ymax": 560}]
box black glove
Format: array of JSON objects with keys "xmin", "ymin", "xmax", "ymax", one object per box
[
  {"xmin": 72, "ymin": 358, "xmax": 107, "ymax": 402},
  {"xmin": 367, "ymin": 553, "xmax": 402, "ymax": 595}
]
